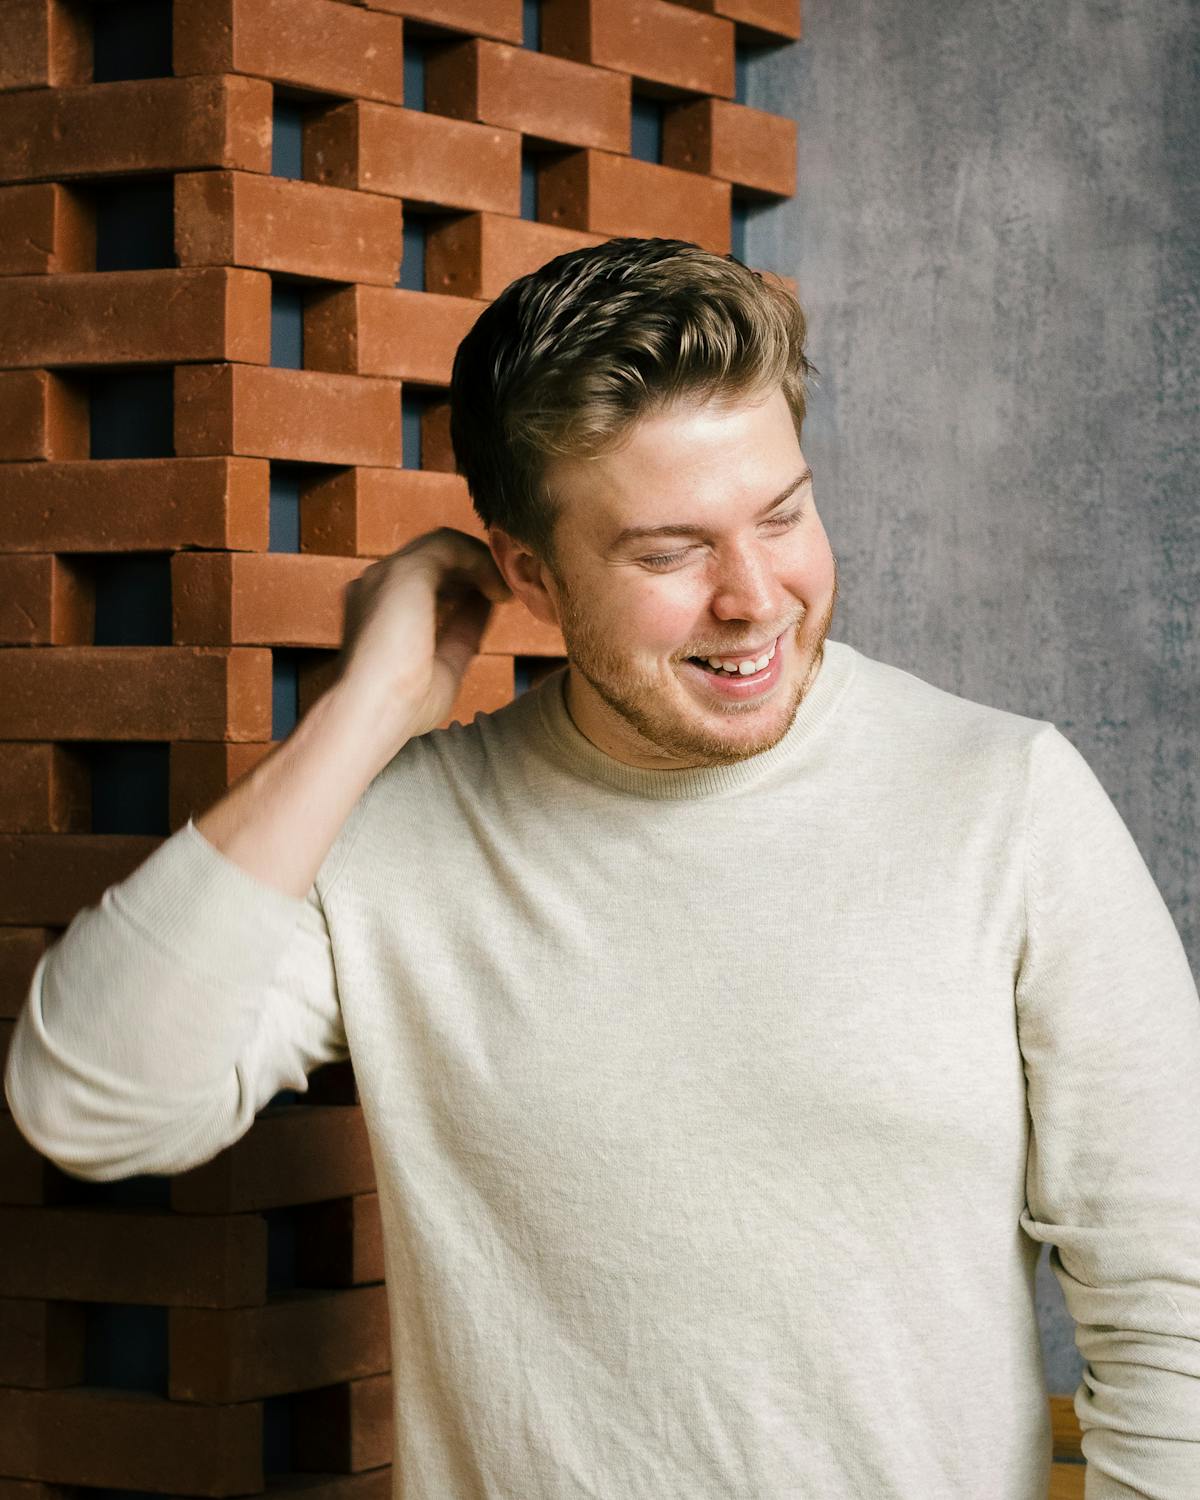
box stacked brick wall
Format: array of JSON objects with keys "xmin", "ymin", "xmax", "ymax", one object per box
[{"xmin": 0, "ymin": 0, "xmax": 803, "ymax": 1492}]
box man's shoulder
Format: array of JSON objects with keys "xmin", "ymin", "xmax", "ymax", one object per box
[
  {"xmin": 371, "ymin": 669, "xmax": 554, "ymax": 796},
  {"xmin": 844, "ymin": 642, "xmax": 1052, "ymax": 761}
]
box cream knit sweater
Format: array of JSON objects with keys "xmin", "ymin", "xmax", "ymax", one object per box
[{"xmin": 7, "ymin": 639, "xmax": 1200, "ymax": 1499}]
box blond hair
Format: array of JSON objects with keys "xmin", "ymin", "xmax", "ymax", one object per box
[{"xmin": 449, "ymin": 237, "xmax": 814, "ymax": 568}]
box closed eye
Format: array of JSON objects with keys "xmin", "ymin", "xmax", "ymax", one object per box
[{"xmin": 640, "ymin": 507, "xmax": 805, "ymax": 570}]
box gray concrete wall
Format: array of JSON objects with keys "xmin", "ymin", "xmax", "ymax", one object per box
[
  {"xmin": 746, "ymin": 0, "xmax": 1197, "ymax": 1398},
  {"xmin": 747, "ymin": 0, "xmax": 1197, "ymax": 966}
]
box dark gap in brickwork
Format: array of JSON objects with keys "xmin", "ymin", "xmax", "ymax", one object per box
[
  {"xmin": 93, "ymin": 177, "xmax": 174, "ymax": 271},
  {"xmin": 520, "ymin": 149, "xmax": 539, "ymax": 221},
  {"xmin": 271, "ymin": 281, "xmax": 305, "ymax": 369},
  {"xmin": 733, "ymin": 40, "xmax": 786, "ymax": 107},
  {"xmin": 404, "ymin": 39, "xmax": 427, "ymax": 109},
  {"xmin": 54, "ymin": 1172, "xmax": 172, "ymax": 1206},
  {"xmin": 402, "ymin": 390, "xmax": 439, "ymax": 469},
  {"xmin": 92, "ymin": 0, "xmax": 173, "ymax": 83},
  {"xmin": 81, "ymin": 1489, "xmax": 165, "ymax": 1500},
  {"xmin": 515, "ymin": 656, "xmax": 568, "ymax": 696},
  {"xmin": 399, "ymin": 219, "xmax": 427, "ymax": 290},
  {"xmin": 731, "ymin": 198, "xmax": 770, "ymax": 265},
  {"xmin": 83, "ymin": 1303, "xmax": 169, "ymax": 1393},
  {"xmin": 732, "ymin": 198, "xmax": 749, "ymax": 262},
  {"xmin": 91, "ymin": 553, "xmax": 171, "ymax": 644},
  {"xmin": 89, "ymin": 368, "xmax": 174, "ymax": 458},
  {"xmin": 272, "ymin": 649, "xmax": 301, "ymax": 740},
  {"xmin": 522, "ymin": 0, "xmax": 541, "ymax": 50},
  {"xmin": 263, "ymin": 1394, "xmax": 294, "ymax": 1473},
  {"xmin": 272, "ymin": 99, "xmax": 307, "ymax": 179},
  {"xmin": 735, "ymin": 43, "xmax": 752, "ymax": 105},
  {"xmin": 269, "ymin": 464, "xmax": 304, "ymax": 552},
  {"xmin": 89, "ymin": 742, "xmax": 171, "ymax": 834},
  {"xmin": 264, "ymin": 1205, "xmax": 300, "ymax": 1291},
  {"xmin": 631, "ymin": 94, "xmax": 664, "ymax": 165}
]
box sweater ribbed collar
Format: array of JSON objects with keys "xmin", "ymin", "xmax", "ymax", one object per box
[{"xmin": 531, "ymin": 638, "xmax": 858, "ymax": 800}]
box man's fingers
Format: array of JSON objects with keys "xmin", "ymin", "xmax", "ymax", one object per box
[{"xmin": 434, "ymin": 589, "xmax": 493, "ymax": 675}]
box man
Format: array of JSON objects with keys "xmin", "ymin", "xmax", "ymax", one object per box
[{"xmin": 7, "ymin": 238, "xmax": 1199, "ymax": 1499}]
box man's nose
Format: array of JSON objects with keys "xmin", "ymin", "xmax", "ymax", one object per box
[{"xmin": 708, "ymin": 542, "xmax": 784, "ymax": 621}]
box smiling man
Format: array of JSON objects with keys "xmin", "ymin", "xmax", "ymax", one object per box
[
  {"xmin": 496, "ymin": 386, "xmax": 839, "ymax": 770},
  {"xmin": 8, "ymin": 238, "xmax": 1199, "ymax": 1500}
]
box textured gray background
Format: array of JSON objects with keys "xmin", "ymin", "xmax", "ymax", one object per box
[{"xmin": 744, "ymin": 0, "xmax": 1197, "ymax": 1398}]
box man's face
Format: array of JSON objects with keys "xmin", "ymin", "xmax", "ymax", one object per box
[{"xmin": 493, "ymin": 385, "xmax": 839, "ymax": 771}]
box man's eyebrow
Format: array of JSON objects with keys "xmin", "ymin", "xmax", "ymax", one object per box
[{"xmin": 606, "ymin": 469, "xmax": 813, "ymax": 552}]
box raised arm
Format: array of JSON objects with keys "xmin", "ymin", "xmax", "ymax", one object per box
[{"xmin": 3, "ymin": 529, "xmax": 512, "ymax": 1180}]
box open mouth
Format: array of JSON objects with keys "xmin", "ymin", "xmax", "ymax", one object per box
[
  {"xmin": 686, "ymin": 634, "xmax": 780, "ymax": 676},
  {"xmin": 680, "ymin": 632, "xmax": 786, "ymax": 696}
]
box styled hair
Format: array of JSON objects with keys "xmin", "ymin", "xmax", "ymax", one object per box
[{"xmin": 448, "ymin": 236, "xmax": 814, "ymax": 570}]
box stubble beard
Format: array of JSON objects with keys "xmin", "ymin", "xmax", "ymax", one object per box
[{"xmin": 554, "ymin": 558, "xmax": 840, "ymax": 769}]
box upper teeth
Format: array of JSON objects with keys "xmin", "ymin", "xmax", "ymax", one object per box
[{"xmin": 705, "ymin": 640, "xmax": 776, "ymax": 674}]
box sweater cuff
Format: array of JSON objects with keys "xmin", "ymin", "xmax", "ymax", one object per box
[{"xmin": 106, "ymin": 817, "xmax": 313, "ymax": 991}]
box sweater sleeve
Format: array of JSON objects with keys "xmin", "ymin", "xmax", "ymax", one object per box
[
  {"xmin": 1015, "ymin": 725, "xmax": 1200, "ymax": 1500},
  {"xmin": 2, "ymin": 816, "xmax": 354, "ymax": 1183}
]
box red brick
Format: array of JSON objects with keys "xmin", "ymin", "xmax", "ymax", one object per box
[
  {"xmin": 300, "ymin": 465, "xmax": 483, "ymax": 554},
  {"xmin": 171, "ymin": 1105, "xmax": 376, "ymax": 1212},
  {"xmin": 0, "ymin": 0, "xmax": 90, "ymax": 92},
  {"xmin": 0, "ymin": 835, "xmax": 159, "ymax": 926},
  {"xmin": 0, "ymin": 371, "xmax": 88, "ymax": 461},
  {"xmin": 367, "ymin": 0, "xmax": 523, "ymax": 44},
  {"xmin": 0, "ymin": 649, "xmax": 272, "ymax": 743},
  {"xmin": 662, "ymin": 96, "xmax": 796, "ymax": 197},
  {"xmin": 172, "ymin": 551, "xmax": 366, "ymax": 647},
  {"xmin": 0, "ymin": 267, "xmax": 271, "ymax": 368},
  {"xmin": 175, "ymin": 170, "xmax": 404, "ymax": 286},
  {"xmin": 0, "ymin": 184, "xmax": 92, "ymax": 275},
  {"xmin": 0, "ymin": 1299, "xmax": 84, "ymax": 1387},
  {"xmin": 0, "ymin": 1206, "xmax": 267, "ymax": 1306},
  {"xmin": 305, "ymin": 98, "xmax": 521, "ymax": 215},
  {"xmin": 169, "ymin": 741, "xmax": 275, "ymax": 831},
  {"xmin": 425, "ymin": 209, "xmax": 606, "ymax": 299},
  {"xmin": 0, "ymin": 929, "xmax": 51, "ymax": 1019},
  {"xmin": 0, "ymin": 458, "xmax": 269, "ymax": 553},
  {"xmin": 538, "ymin": 147, "xmax": 731, "ymax": 252},
  {"xmin": 444, "ymin": 652, "xmax": 515, "ymax": 724},
  {"xmin": 0, "ymin": 1387, "xmax": 261, "ymax": 1493},
  {"xmin": 0, "ymin": 75, "xmax": 273, "ymax": 184},
  {"xmin": 174, "ymin": 0, "xmax": 407, "ymax": 105},
  {"xmin": 170, "ymin": 549, "xmax": 561, "ymax": 656},
  {"xmin": 170, "ymin": 1283, "xmax": 389, "ymax": 1401},
  {"xmin": 292, "ymin": 1192, "xmax": 385, "ymax": 1286},
  {"xmin": 425, "ymin": 36, "xmax": 631, "ymax": 154},
  {"xmin": 0, "ymin": 746, "xmax": 89, "ymax": 834},
  {"xmin": 175, "ymin": 364, "xmax": 402, "ymax": 467},
  {"xmin": 304, "ymin": 283, "xmax": 483, "ymax": 379},
  {"xmin": 291, "ymin": 1370, "xmax": 392, "ymax": 1470},
  {"xmin": 297, "ymin": 644, "xmax": 514, "ymax": 727},
  {"xmin": 480, "ymin": 602, "xmax": 566, "ymax": 657},
  {"xmin": 0, "ymin": 556, "xmax": 91, "ymax": 645},
  {"xmin": 541, "ymin": 0, "xmax": 734, "ymax": 100},
  {"xmin": 669, "ymin": 0, "xmax": 801, "ymax": 44}
]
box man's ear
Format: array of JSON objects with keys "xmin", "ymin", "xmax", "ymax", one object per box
[{"xmin": 487, "ymin": 526, "xmax": 563, "ymax": 628}]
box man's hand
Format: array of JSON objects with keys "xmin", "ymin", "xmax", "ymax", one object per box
[{"xmin": 333, "ymin": 528, "xmax": 515, "ymax": 739}]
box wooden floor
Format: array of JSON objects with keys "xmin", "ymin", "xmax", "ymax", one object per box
[
  {"xmin": 1049, "ymin": 1393, "xmax": 1085, "ymax": 1497},
  {"xmin": 1049, "ymin": 1461, "xmax": 1085, "ymax": 1498}
]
